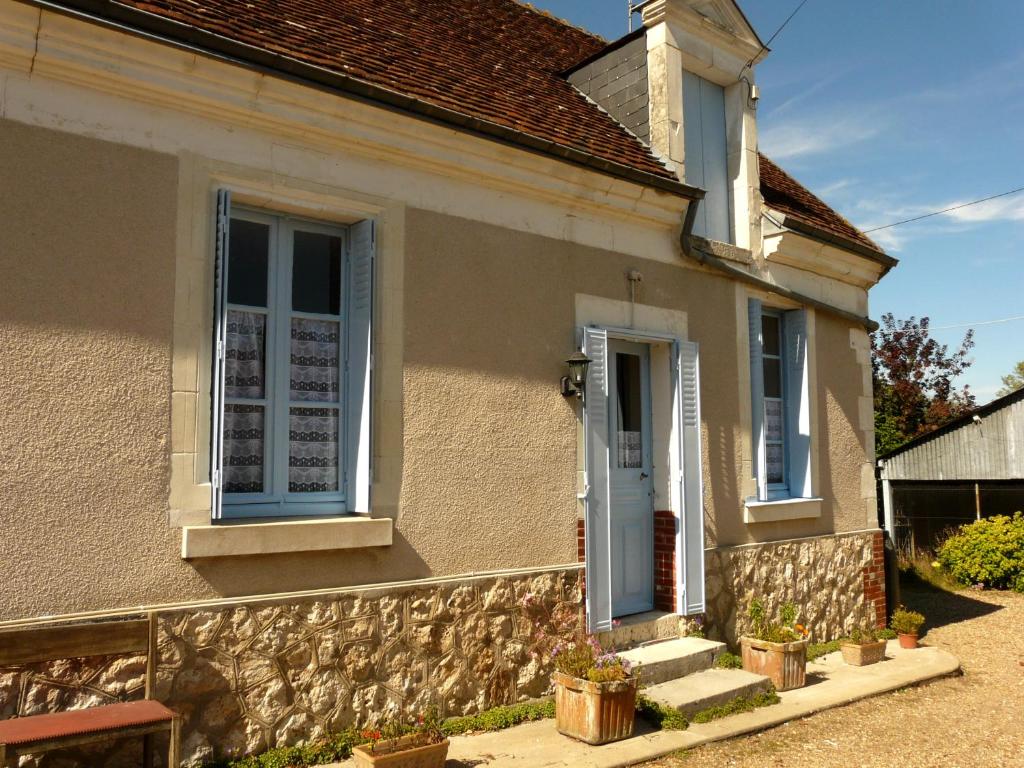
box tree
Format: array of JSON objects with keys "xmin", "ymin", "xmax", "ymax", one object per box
[
  {"xmin": 996, "ymin": 361, "xmax": 1024, "ymax": 397},
  {"xmin": 871, "ymin": 314, "xmax": 975, "ymax": 455}
]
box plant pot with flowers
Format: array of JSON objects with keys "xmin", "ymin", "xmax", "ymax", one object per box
[
  {"xmin": 840, "ymin": 627, "xmax": 887, "ymax": 666},
  {"xmin": 890, "ymin": 606, "xmax": 925, "ymax": 649},
  {"xmin": 353, "ymin": 707, "xmax": 448, "ymax": 768},
  {"xmin": 739, "ymin": 599, "xmax": 810, "ymax": 691},
  {"xmin": 550, "ymin": 639, "xmax": 637, "ymax": 745}
]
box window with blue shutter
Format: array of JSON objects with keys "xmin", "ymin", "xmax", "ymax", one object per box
[
  {"xmin": 748, "ymin": 301, "xmax": 812, "ymax": 501},
  {"xmin": 211, "ymin": 193, "xmax": 374, "ymax": 519}
]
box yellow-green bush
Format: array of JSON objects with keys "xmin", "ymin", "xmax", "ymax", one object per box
[{"xmin": 937, "ymin": 512, "xmax": 1024, "ymax": 592}]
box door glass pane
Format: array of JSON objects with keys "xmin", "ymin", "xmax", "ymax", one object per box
[
  {"xmin": 292, "ymin": 231, "xmax": 342, "ymax": 314},
  {"xmin": 223, "ymin": 404, "xmax": 264, "ymax": 493},
  {"xmin": 290, "ymin": 318, "xmax": 340, "ymax": 402},
  {"xmin": 761, "ymin": 315, "xmax": 781, "ymax": 356},
  {"xmin": 766, "ymin": 444, "xmax": 784, "ymax": 484},
  {"xmin": 228, "ymin": 219, "xmax": 270, "ymax": 307},
  {"xmin": 763, "ymin": 357, "xmax": 783, "ymax": 398},
  {"xmin": 616, "ymin": 353, "xmax": 643, "ymax": 469},
  {"xmin": 765, "ymin": 399, "xmax": 783, "ymax": 442},
  {"xmin": 289, "ymin": 407, "xmax": 339, "ymax": 492},
  {"xmin": 225, "ymin": 310, "xmax": 266, "ymax": 399}
]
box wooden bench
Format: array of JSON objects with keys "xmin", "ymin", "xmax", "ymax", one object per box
[{"xmin": 0, "ymin": 614, "xmax": 180, "ymax": 767}]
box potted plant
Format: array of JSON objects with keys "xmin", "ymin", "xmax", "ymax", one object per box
[
  {"xmin": 550, "ymin": 635, "xmax": 638, "ymax": 745},
  {"xmin": 890, "ymin": 606, "xmax": 925, "ymax": 649},
  {"xmin": 739, "ymin": 599, "xmax": 810, "ymax": 691},
  {"xmin": 840, "ymin": 627, "xmax": 887, "ymax": 666},
  {"xmin": 353, "ymin": 707, "xmax": 448, "ymax": 768}
]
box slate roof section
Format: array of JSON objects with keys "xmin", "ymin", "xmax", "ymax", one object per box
[
  {"xmin": 72, "ymin": 0, "xmax": 679, "ymax": 184},
  {"xmin": 759, "ymin": 153, "xmax": 889, "ymax": 259}
]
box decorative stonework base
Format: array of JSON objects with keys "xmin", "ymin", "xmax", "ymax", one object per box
[
  {"xmin": 0, "ymin": 568, "xmax": 582, "ymax": 766},
  {"xmin": 704, "ymin": 530, "xmax": 884, "ymax": 647}
]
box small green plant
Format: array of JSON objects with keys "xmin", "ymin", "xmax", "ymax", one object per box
[
  {"xmin": 690, "ymin": 687, "xmax": 780, "ymax": 724},
  {"xmin": 714, "ymin": 651, "xmax": 742, "ymax": 669},
  {"xmin": 747, "ymin": 599, "xmax": 809, "ymax": 643},
  {"xmin": 360, "ymin": 705, "xmax": 445, "ymax": 756},
  {"xmin": 877, "ymin": 627, "xmax": 898, "ymax": 640},
  {"xmin": 441, "ymin": 699, "xmax": 554, "ymax": 736},
  {"xmin": 636, "ymin": 695, "xmax": 688, "ymax": 730},
  {"xmin": 889, "ymin": 605, "xmax": 925, "ymax": 635},
  {"xmin": 846, "ymin": 626, "xmax": 880, "ymax": 645},
  {"xmin": 806, "ymin": 639, "xmax": 843, "ymax": 661},
  {"xmin": 937, "ymin": 512, "xmax": 1024, "ymax": 592}
]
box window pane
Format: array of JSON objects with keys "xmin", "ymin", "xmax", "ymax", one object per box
[
  {"xmin": 761, "ymin": 315, "xmax": 781, "ymax": 356},
  {"xmin": 766, "ymin": 444, "xmax": 784, "ymax": 485},
  {"xmin": 291, "ymin": 318, "xmax": 340, "ymax": 402},
  {"xmin": 228, "ymin": 219, "xmax": 270, "ymax": 307},
  {"xmin": 225, "ymin": 310, "xmax": 266, "ymax": 399},
  {"xmin": 223, "ymin": 404, "xmax": 264, "ymax": 493},
  {"xmin": 763, "ymin": 357, "xmax": 783, "ymax": 398},
  {"xmin": 292, "ymin": 231, "xmax": 342, "ymax": 314},
  {"xmin": 289, "ymin": 407, "xmax": 339, "ymax": 492},
  {"xmin": 616, "ymin": 353, "xmax": 643, "ymax": 469},
  {"xmin": 765, "ymin": 399, "xmax": 783, "ymax": 442}
]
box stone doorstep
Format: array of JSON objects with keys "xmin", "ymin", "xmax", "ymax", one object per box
[
  {"xmin": 617, "ymin": 637, "xmax": 725, "ymax": 687},
  {"xmin": 597, "ymin": 610, "xmax": 682, "ymax": 649},
  {"xmin": 642, "ymin": 668, "xmax": 773, "ymax": 718}
]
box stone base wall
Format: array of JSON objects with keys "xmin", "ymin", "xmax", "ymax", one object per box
[
  {"xmin": 0, "ymin": 567, "xmax": 582, "ymax": 767},
  {"xmin": 703, "ymin": 530, "xmax": 885, "ymax": 647}
]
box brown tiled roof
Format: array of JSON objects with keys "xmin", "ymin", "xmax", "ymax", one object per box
[
  {"xmin": 85, "ymin": 0, "xmax": 678, "ymax": 183},
  {"xmin": 759, "ymin": 153, "xmax": 887, "ymax": 256}
]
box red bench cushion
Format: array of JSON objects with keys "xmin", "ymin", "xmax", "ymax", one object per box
[{"xmin": 0, "ymin": 700, "xmax": 174, "ymax": 746}]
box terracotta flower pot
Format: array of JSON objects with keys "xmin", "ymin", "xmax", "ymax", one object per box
[
  {"xmin": 352, "ymin": 734, "xmax": 449, "ymax": 768},
  {"xmin": 840, "ymin": 639, "xmax": 887, "ymax": 666},
  {"xmin": 898, "ymin": 632, "xmax": 919, "ymax": 649},
  {"xmin": 553, "ymin": 671, "xmax": 638, "ymax": 745},
  {"xmin": 740, "ymin": 637, "xmax": 808, "ymax": 691}
]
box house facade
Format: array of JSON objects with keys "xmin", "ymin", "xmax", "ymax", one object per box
[{"xmin": 0, "ymin": 0, "xmax": 894, "ymax": 763}]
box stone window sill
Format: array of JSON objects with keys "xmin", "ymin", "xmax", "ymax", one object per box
[
  {"xmin": 181, "ymin": 516, "xmax": 393, "ymax": 559},
  {"xmin": 743, "ymin": 497, "xmax": 822, "ymax": 524}
]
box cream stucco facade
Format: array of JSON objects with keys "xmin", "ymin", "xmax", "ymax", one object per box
[{"xmin": 0, "ymin": 0, "xmax": 885, "ymax": 624}]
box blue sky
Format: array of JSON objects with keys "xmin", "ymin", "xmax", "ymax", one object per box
[{"xmin": 532, "ymin": 0, "xmax": 1024, "ymax": 403}]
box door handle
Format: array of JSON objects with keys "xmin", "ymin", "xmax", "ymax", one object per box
[{"xmin": 640, "ymin": 472, "xmax": 649, "ymax": 480}]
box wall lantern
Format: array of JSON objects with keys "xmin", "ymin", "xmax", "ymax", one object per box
[{"xmin": 561, "ymin": 351, "xmax": 592, "ymax": 400}]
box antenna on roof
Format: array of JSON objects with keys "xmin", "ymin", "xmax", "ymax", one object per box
[{"xmin": 627, "ymin": 0, "xmax": 651, "ymax": 32}]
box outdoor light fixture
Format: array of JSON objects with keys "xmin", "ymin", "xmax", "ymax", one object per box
[{"xmin": 561, "ymin": 351, "xmax": 592, "ymax": 400}]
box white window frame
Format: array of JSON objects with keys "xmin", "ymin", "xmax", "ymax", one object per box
[
  {"xmin": 761, "ymin": 309, "xmax": 789, "ymax": 499},
  {"xmin": 213, "ymin": 195, "xmax": 374, "ymax": 521}
]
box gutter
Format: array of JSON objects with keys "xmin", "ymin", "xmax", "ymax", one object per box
[
  {"xmin": 18, "ymin": 0, "xmax": 704, "ymax": 202},
  {"xmin": 772, "ymin": 213, "xmax": 898, "ymax": 276},
  {"xmin": 680, "ymin": 202, "xmax": 880, "ymax": 332}
]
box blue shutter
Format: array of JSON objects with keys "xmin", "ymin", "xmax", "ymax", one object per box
[
  {"xmin": 211, "ymin": 189, "xmax": 231, "ymax": 520},
  {"xmin": 784, "ymin": 309, "xmax": 812, "ymax": 497},
  {"xmin": 748, "ymin": 299, "xmax": 767, "ymax": 501},
  {"xmin": 677, "ymin": 341, "xmax": 706, "ymax": 615},
  {"xmin": 682, "ymin": 71, "xmax": 730, "ymax": 243},
  {"xmin": 346, "ymin": 219, "xmax": 375, "ymax": 513},
  {"xmin": 582, "ymin": 328, "xmax": 612, "ymax": 633}
]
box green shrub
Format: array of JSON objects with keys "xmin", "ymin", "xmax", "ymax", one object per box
[
  {"xmin": 715, "ymin": 651, "xmax": 742, "ymax": 669},
  {"xmin": 937, "ymin": 512, "xmax": 1024, "ymax": 592},
  {"xmin": 877, "ymin": 628, "xmax": 898, "ymax": 640},
  {"xmin": 889, "ymin": 606, "xmax": 925, "ymax": 635},
  {"xmin": 690, "ymin": 688, "xmax": 780, "ymax": 724},
  {"xmin": 807, "ymin": 639, "xmax": 843, "ymax": 661},
  {"xmin": 442, "ymin": 699, "xmax": 555, "ymax": 735},
  {"xmin": 636, "ymin": 695, "xmax": 688, "ymax": 730}
]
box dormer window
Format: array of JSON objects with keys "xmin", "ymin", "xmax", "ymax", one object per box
[{"xmin": 682, "ymin": 71, "xmax": 732, "ymax": 244}]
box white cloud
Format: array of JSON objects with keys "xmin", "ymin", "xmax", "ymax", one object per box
[
  {"xmin": 759, "ymin": 115, "xmax": 881, "ymax": 161},
  {"xmin": 943, "ymin": 194, "xmax": 1024, "ymax": 223}
]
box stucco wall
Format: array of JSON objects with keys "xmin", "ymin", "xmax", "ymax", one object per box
[{"xmin": 0, "ymin": 120, "xmax": 875, "ymax": 623}]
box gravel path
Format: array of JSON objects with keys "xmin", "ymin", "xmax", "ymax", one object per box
[{"xmin": 645, "ymin": 582, "xmax": 1024, "ymax": 768}]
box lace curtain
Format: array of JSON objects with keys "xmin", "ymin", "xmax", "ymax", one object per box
[
  {"xmin": 289, "ymin": 318, "xmax": 340, "ymax": 492},
  {"xmin": 223, "ymin": 310, "xmax": 266, "ymax": 492}
]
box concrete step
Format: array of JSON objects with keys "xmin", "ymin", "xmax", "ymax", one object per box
[
  {"xmin": 597, "ymin": 611, "xmax": 682, "ymax": 649},
  {"xmin": 643, "ymin": 668, "xmax": 774, "ymax": 719},
  {"xmin": 617, "ymin": 637, "xmax": 725, "ymax": 686}
]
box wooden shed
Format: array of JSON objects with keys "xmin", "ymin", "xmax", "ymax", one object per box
[{"xmin": 877, "ymin": 387, "xmax": 1024, "ymax": 554}]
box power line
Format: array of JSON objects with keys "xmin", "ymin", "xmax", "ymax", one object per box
[
  {"xmin": 863, "ymin": 185, "xmax": 1024, "ymax": 233},
  {"xmin": 877, "ymin": 314, "xmax": 1024, "ymax": 335},
  {"xmin": 743, "ymin": 0, "xmax": 811, "ymax": 71}
]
